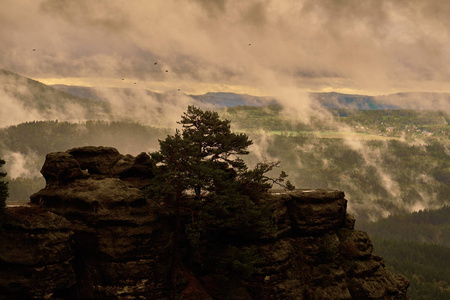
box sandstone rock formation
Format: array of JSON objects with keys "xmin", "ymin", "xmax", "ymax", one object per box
[
  {"xmin": 29, "ymin": 147, "xmax": 170, "ymax": 299},
  {"xmin": 0, "ymin": 207, "xmax": 75, "ymax": 299},
  {"xmin": 0, "ymin": 146, "xmax": 409, "ymax": 299},
  {"xmin": 202, "ymin": 191, "xmax": 409, "ymax": 299}
]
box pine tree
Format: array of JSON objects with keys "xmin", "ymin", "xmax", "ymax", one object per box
[
  {"xmin": 146, "ymin": 106, "xmax": 294, "ymax": 292},
  {"xmin": 147, "ymin": 105, "xmax": 293, "ymax": 240}
]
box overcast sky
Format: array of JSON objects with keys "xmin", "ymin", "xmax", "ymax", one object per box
[{"xmin": 2, "ymin": 0, "xmax": 450, "ymax": 96}]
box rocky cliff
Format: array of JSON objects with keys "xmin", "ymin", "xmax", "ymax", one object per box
[{"xmin": 0, "ymin": 146, "xmax": 409, "ymax": 299}]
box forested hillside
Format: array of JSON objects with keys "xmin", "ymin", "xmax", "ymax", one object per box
[
  {"xmin": 357, "ymin": 203, "xmax": 450, "ymax": 298},
  {"xmin": 370, "ymin": 237, "xmax": 450, "ymax": 299},
  {"xmin": 358, "ymin": 206, "xmax": 450, "ymax": 246},
  {"xmin": 220, "ymin": 105, "xmax": 450, "ymax": 219}
]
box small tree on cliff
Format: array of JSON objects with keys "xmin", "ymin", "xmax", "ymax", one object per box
[
  {"xmin": 147, "ymin": 106, "xmax": 294, "ymax": 295},
  {"xmin": 0, "ymin": 157, "xmax": 9, "ymax": 228},
  {"xmin": 147, "ymin": 105, "xmax": 293, "ymax": 240}
]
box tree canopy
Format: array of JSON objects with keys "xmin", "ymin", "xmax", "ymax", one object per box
[{"xmin": 147, "ymin": 105, "xmax": 293, "ymax": 242}]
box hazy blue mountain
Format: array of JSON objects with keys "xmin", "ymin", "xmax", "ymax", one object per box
[
  {"xmin": 190, "ymin": 92, "xmax": 276, "ymax": 107},
  {"xmin": 52, "ymin": 83, "xmax": 450, "ymax": 111},
  {"xmin": 52, "ymin": 85, "xmax": 393, "ymax": 110},
  {"xmin": 310, "ymin": 92, "xmax": 400, "ymax": 110}
]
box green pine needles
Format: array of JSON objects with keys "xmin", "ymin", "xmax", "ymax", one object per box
[{"xmin": 146, "ymin": 105, "xmax": 294, "ymax": 277}]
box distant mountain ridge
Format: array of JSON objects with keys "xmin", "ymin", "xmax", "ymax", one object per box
[
  {"xmin": 191, "ymin": 91, "xmax": 276, "ymax": 107},
  {"xmin": 52, "ymin": 83, "xmax": 397, "ymax": 110},
  {"xmin": 52, "ymin": 83, "xmax": 450, "ymax": 111},
  {"xmin": 310, "ymin": 92, "xmax": 400, "ymax": 110},
  {"xmin": 51, "ymin": 84, "xmax": 275, "ymax": 107},
  {"xmin": 2, "ymin": 69, "xmax": 450, "ymax": 128}
]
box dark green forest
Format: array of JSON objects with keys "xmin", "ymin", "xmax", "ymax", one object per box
[
  {"xmin": 3, "ymin": 118, "xmax": 450, "ymax": 217},
  {"xmin": 260, "ymin": 135, "xmax": 449, "ymax": 219},
  {"xmin": 357, "ymin": 206, "xmax": 450, "ymax": 298},
  {"xmin": 371, "ymin": 237, "xmax": 450, "ymax": 299},
  {"xmin": 358, "ymin": 206, "xmax": 450, "ymax": 247}
]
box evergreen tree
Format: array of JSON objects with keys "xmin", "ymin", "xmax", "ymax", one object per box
[
  {"xmin": 146, "ymin": 106, "xmax": 294, "ymax": 292},
  {"xmin": 0, "ymin": 157, "xmax": 8, "ymax": 228},
  {"xmin": 147, "ymin": 105, "xmax": 292, "ymax": 240}
]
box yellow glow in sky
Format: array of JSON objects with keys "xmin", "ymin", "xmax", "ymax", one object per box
[{"xmin": 36, "ymin": 76, "xmax": 381, "ymax": 97}]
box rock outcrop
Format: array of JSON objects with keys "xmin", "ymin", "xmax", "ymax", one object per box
[
  {"xmin": 0, "ymin": 146, "xmax": 409, "ymax": 299},
  {"xmin": 39, "ymin": 146, "xmax": 155, "ymax": 189},
  {"xmin": 0, "ymin": 207, "xmax": 75, "ymax": 299},
  {"xmin": 246, "ymin": 192, "xmax": 409, "ymax": 299},
  {"xmin": 29, "ymin": 147, "xmax": 170, "ymax": 299}
]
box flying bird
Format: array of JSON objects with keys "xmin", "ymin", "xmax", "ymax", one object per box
[
  {"xmin": 165, "ymin": 70, "xmax": 169, "ymax": 72},
  {"xmin": 32, "ymin": 49, "xmax": 36, "ymax": 51},
  {"xmin": 154, "ymin": 62, "xmax": 157, "ymax": 65}
]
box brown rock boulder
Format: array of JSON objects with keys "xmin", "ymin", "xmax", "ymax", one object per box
[
  {"xmin": 31, "ymin": 177, "xmax": 146, "ymax": 212},
  {"xmin": 284, "ymin": 189, "xmax": 347, "ymax": 235},
  {"xmin": 346, "ymin": 265, "xmax": 409, "ymax": 299},
  {"xmin": 40, "ymin": 152, "xmax": 87, "ymax": 186},
  {"xmin": 113, "ymin": 152, "xmax": 154, "ymax": 189},
  {"xmin": 338, "ymin": 229, "xmax": 374, "ymax": 259},
  {"xmin": 67, "ymin": 146, "xmax": 122, "ymax": 175}
]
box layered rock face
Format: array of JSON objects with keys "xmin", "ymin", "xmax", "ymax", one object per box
[
  {"xmin": 0, "ymin": 146, "xmax": 409, "ymax": 299},
  {"xmin": 29, "ymin": 147, "xmax": 172, "ymax": 299},
  {"xmin": 0, "ymin": 207, "xmax": 75, "ymax": 299},
  {"xmin": 245, "ymin": 191, "xmax": 409, "ymax": 299}
]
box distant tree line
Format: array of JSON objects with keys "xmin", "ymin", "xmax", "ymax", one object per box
[{"xmin": 358, "ymin": 206, "xmax": 450, "ymax": 247}]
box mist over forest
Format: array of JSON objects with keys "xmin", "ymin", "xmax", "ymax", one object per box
[{"xmin": 1, "ymin": 69, "xmax": 450, "ymax": 298}]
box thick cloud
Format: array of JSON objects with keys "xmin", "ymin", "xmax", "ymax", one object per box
[{"xmin": 1, "ymin": 0, "xmax": 450, "ymax": 97}]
